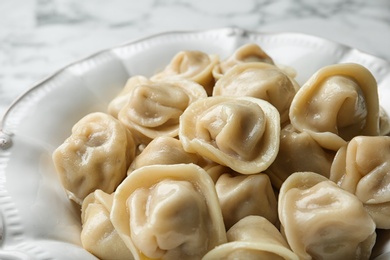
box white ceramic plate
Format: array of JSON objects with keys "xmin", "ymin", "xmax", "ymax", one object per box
[{"xmin": 1, "ymin": 27, "xmax": 390, "ymax": 259}]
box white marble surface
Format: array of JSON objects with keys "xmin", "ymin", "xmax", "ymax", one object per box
[{"xmin": 1, "ymin": 0, "xmax": 390, "ymax": 118}]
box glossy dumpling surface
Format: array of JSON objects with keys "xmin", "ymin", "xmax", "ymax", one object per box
[
  {"xmin": 110, "ymin": 164, "xmax": 227, "ymax": 260},
  {"xmin": 117, "ymin": 79, "xmax": 207, "ymax": 144},
  {"xmin": 215, "ymin": 173, "xmax": 278, "ymax": 230},
  {"xmin": 81, "ymin": 190, "xmax": 133, "ymax": 260},
  {"xmin": 203, "ymin": 216, "xmax": 299, "ymax": 260},
  {"xmin": 179, "ymin": 96, "xmax": 280, "ymax": 174},
  {"xmin": 127, "ymin": 136, "xmax": 202, "ymax": 174},
  {"xmin": 212, "ymin": 43, "xmax": 274, "ymax": 79},
  {"xmin": 213, "ymin": 62, "xmax": 298, "ymax": 123},
  {"xmin": 289, "ymin": 63, "xmax": 380, "ymax": 151},
  {"xmin": 151, "ymin": 50, "xmax": 218, "ymax": 95},
  {"xmin": 52, "ymin": 112, "xmax": 135, "ymax": 204},
  {"xmin": 279, "ymin": 171, "xmax": 376, "ymax": 260},
  {"xmin": 266, "ymin": 124, "xmax": 335, "ymax": 189},
  {"xmin": 107, "ymin": 75, "xmax": 150, "ymax": 118},
  {"xmin": 330, "ymin": 135, "xmax": 390, "ymax": 229}
]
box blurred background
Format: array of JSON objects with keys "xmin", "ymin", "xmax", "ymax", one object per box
[{"xmin": 1, "ymin": 0, "xmax": 390, "ymax": 116}]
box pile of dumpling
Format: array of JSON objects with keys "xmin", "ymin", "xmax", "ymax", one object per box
[{"xmin": 52, "ymin": 43, "xmax": 390, "ymax": 260}]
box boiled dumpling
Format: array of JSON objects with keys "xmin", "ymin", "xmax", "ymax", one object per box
[
  {"xmin": 127, "ymin": 136, "xmax": 205, "ymax": 174},
  {"xmin": 279, "ymin": 171, "xmax": 376, "ymax": 260},
  {"xmin": 81, "ymin": 190, "xmax": 133, "ymax": 260},
  {"xmin": 215, "ymin": 172, "xmax": 278, "ymax": 230},
  {"xmin": 203, "ymin": 215, "xmax": 299, "ymax": 260},
  {"xmin": 330, "ymin": 135, "xmax": 390, "ymax": 229},
  {"xmin": 117, "ymin": 78, "xmax": 207, "ymax": 144},
  {"xmin": 52, "ymin": 112, "xmax": 136, "ymax": 204},
  {"xmin": 203, "ymin": 163, "xmax": 232, "ymax": 183},
  {"xmin": 127, "ymin": 135, "xmax": 223, "ymax": 182},
  {"xmin": 212, "ymin": 43, "xmax": 274, "ymax": 80},
  {"xmin": 151, "ymin": 50, "xmax": 219, "ymax": 95},
  {"xmin": 289, "ymin": 63, "xmax": 380, "ymax": 151},
  {"xmin": 213, "ymin": 62, "xmax": 299, "ymax": 123},
  {"xmin": 179, "ymin": 96, "xmax": 280, "ymax": 174},
  {"xmin": 266, "ymin": 124, "xmax": 335, "ymax": 189},
  {"xmin": 110, "ymin": 164, "xmax": 227, "ymax": 260},
  {"xmin": 107, "ymin": 75, "xmax": 150, "ymax": 118}
]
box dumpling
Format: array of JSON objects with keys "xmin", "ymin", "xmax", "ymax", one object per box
[
  {"xmin": 203, "ymin": 216, "xmax": 299, "ymax": 260},
  {"xmin": 117, "ymin": 78, "xmax": 207, "ymax": 144},
  {"xmin": 215, "ymin": 172, "xmax": 278, "ymax": 230},
  {"xmin": 52, "ymin": 112, "xmax": 136, "ymax": 204},
  {"xmin": 81, "ymin": 190, "xmax": 133, "ymax": 260},
  {"xmin": 289, "ymin": 63, "xmax": 380, "ymax": 151},
  {"xmin": 279, "ymin": 171, "xmax": 376, "ymax": 260},
  {"xmin": 212, "ymin": 43, "xmax": 274, "ymax": 80},
  {"xmin": 110, "ymin": 164, "xmax": 227, "ymax": 260},
  {"xmin": 179, "ymin": 96, "xmax": 280, "ymax": 174},
  {"xmin": 330, "ymin": 135, "xmax": 390, "ymax": 229},
  {"xmin": 212, "ymin": 62, "xmax": 299, "ymax": 123},
  {"xmin": 107, "ymin": 75, "xmax": 150, "ymax": 118},
  {"xmin": 151, "ymin": 50, "xmax": 219, "ymax": 95},
  {"xmin": 266, "ymin": 124, "xmax": 335, "ymax": 189},
  {"xmin": 127, "ymin": 136, "xmax": 204, "ymax": 174},
  {"xmin": 127, "ymin": 136, "xmax": 228, "ymax": 183},
  {"xmin": 203, "ymin": 163, "xmax": 232, "ymax": 183}
]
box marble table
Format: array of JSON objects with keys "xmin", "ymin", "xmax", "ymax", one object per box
[{"xmin": 1, "ymin": 0, "xmax": 390, "ymax": 117}]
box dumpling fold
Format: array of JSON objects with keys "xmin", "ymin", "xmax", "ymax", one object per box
[
  {"xmin": 52, "ymin": 112, "xmax": 135, "ymax": 204},
  {"xmin": 110, "ymin": 164, "xmax": 227, "ymax": 260},
  {"xmin": 279, "ymin": 171, "xmax": 376, "ymax": 260},
  {"xmin": 179, "ymin": 96, "xmax": 280, "ymax": 174},
  {"xmin": 289, "ymin": 63, "xmax": 380, "ymax": 151}
]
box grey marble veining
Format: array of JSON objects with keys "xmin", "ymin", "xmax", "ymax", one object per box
[{"xmin": 0, "ymin": 0, "xmax": 390, "ymax": 117}]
